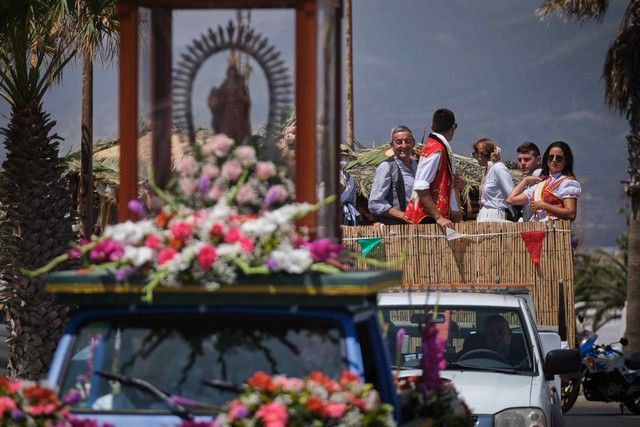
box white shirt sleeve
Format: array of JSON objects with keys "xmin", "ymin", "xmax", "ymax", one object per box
[
  {"xmin": 412, "ymin": 151, "xmax": 441, "ymax": 191},
  {"xmin": 557, "ymin": 179, "xmax": 582, "ymax": 199},
  {"xmin": 495, "ymin": 163, "xmax": 515, "ymax": 195}
]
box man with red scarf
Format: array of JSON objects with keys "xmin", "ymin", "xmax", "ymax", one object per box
[{"xmin": 406, "ymin": 108, "xmax": 465, "ymax": 229}]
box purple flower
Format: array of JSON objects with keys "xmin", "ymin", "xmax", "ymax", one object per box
[
  {"xmin": 265, "ymin": 257, "xmax": 279, "ymax": 270},
  {"xmin": 68, "ymin": 248, "xmax": 81, "ymax": 259},
  {"xmin": 198, "ymin": 174, "xmax": 211, "ymax": 194},
  {"xmin": 421, "ymin": 321, "xmax": 446, "ymax": 392},
  {"xmin": 63, "ymin": 389, "xmax": 83, "ymax": 405},
  {"xmin": 304, "ymin": 238, "xmax": 342, "ymax": 262},
  {"xmin": 127, "ymin": 199, "xmax": 147, "ymax": 219},
  {"xmin": 396, "ymin": 328, "xmax": 406, "ymax": 365},
  {"xmin": 264, "ymin": 185, "xmax": 288, "ymax": 208},
  {"xmin": 114, "ymin": 267, "xmax": 137, "ymax": 282},
  {"xmin": 10, "ymin": 409, "xmax": 23, "ymax": 421}
]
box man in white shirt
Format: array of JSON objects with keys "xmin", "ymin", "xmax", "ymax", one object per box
[
  {"xmin": 516, "ymin": 142, "xmax": 542, "ymax": 221},
  {"xmin": 406, "ymin": 109, "xmax": 465, "ymax": 229}
]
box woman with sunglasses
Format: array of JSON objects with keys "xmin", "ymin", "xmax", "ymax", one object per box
[
  {"xmin": 506, "ymin": 141, "xmax": 581, "ymax": 221},
  {"xmin": 472, "ymin": 138, "xmax": 515, "ymax": 221}
]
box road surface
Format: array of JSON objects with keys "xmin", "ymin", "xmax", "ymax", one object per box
[{"xmin": 565, "ymin": 396, "xmax": 640, "ymax": 426}]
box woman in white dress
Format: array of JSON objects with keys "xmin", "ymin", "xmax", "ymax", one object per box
[
  {"xmin": 473, "ymin": 138, "xmax": 515, "ymax": 221},
  {"xmin": 506, "ymin": 141, "xmax": 581, "ymax": 222}
]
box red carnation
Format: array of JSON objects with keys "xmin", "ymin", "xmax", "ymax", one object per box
[{"xmin": 197, "ymin": 245, "xmax": 217, "ymax": 270}]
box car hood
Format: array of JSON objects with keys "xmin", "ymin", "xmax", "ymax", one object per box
[{"xmin": 442, "ymin": 370, "xmax": 533, "ymax": 414}]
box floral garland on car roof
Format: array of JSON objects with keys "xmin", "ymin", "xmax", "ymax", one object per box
[{"xmin": 28, "ymin": 134, "xmax": 344, "ymax": 301}]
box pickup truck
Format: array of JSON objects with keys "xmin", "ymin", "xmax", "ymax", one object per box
[
  {"xmin": 377, "ymin": 286, "xmax": 581, "ymax": 427},
  {"xmin": 45, "ymin": 270, "xmax": 403, "ymax": 426}
]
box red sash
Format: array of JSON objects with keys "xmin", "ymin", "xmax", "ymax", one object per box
[
  {"xmin": 540, "ymin": 177, "xmax": 566, "ymax": 219},
  {"xmin": 405, "ymin": 135, "xmax": 452, "ymax": 224}
]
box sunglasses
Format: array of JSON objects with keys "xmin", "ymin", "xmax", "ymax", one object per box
[
  {"xmin": 548, "ymin": 154, "xmax": 565, "ymax": 163},
  {"xmin": 453, "ymin": 123, "xmax": 458, "ymax": 130}
]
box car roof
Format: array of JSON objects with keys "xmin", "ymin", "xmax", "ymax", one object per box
[{"xmin": 377, "ymin": 291, "xmax": 523, "ymax": 308}]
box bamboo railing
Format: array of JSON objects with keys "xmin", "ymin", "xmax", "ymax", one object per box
[{"xmin": 342, "ymin": 220, "xmax": 576, "ymax": 345}]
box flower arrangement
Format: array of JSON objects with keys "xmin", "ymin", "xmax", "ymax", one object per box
[
  {"xmin": 176, "ymin": 371, "xmax": 395, "ymax": 427},
  {"xmin": 28, "ymin": 134, "xmax": 346, "ymax": 301},
  {"xmin": 395, "ymin": 322, "xmax": 473, "ymax": 427},
  {"xmin": 0, "ymin": 376, "xmax": 110, "ymax": 426}
]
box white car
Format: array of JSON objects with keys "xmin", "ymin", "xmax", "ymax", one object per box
[{"xmin": 378, "ymin": 290, "xmax": 580, "ymax": 427}]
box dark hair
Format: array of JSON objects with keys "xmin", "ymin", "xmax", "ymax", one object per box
[
  {"xmin": 431, "ymin": 108, "xmax": 456, "ymax": 133},
  {"xmin": 517, "ymin": 141, "xmax": 540, "ymax": 157},
  {"xmin": 484, "ymin": 314, "xmax": 509, "ymax": 329},
  {"xmin": 541, "ymin": 141, "xmax": 575, "ymax": 178}
]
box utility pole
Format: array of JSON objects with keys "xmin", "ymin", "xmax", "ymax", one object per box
[{"xmin": 345, "ymin": 0, "xmax": 354, "ymax": 148}]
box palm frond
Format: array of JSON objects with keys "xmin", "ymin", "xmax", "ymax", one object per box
[{"xmin": 537, "ymin": 0, "xmax": 609, "ymax": 23}]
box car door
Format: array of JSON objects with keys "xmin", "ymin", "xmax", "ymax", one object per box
[{"xmin": 521, "ymin": 299, "xmax": 564, "ymax": 426}]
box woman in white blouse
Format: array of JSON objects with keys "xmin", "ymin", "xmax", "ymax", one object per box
[
  {"xmin": 506, "ymin": 141, "xmax": 581, "ymax": 221},
  {"xmin": 472, "ymin": 138, "xmax": 515, "ymax": 221}
]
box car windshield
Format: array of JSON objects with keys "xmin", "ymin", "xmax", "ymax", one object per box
[
  {"xmin": 379, "ymin": 305, "xmax": 534, "ymax": 373},
  {"xmin": 59, "ymin": 313, "xmax": 346, "ymax": 411}
]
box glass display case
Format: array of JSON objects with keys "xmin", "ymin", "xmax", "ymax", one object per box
[{"xmin": 117, "ymin": 0, "xmax": 342, "ymax": 236}]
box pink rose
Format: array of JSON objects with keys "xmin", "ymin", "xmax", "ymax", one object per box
[
  {"xmin": 179, "ymin": 177, "xmax": 198, "ymax": 196},
  {"xmin": 176, "ymin": 155, "xmax": 199, "ymax": 176},
  {"xmin": 210, "ymin": 223, "xmax": 224, "ymax": 237},
  {"xmin": 221, "ymin": 160, "xmax": 243, "ymax": 182},
  {"xmin": 202, "ymin": 163, "xmax": 220, "ymax": 178},
  {"xmin": 144, "ymin": 235, "xmax": 163, "ymax": 250},
  {"xmin": 0, "ymin": 396, "xmax": 16, "ymax": 414},
  {"xmin": 197, "ymin": 244, "xmax": 217, "ymax": 270},
  {"xmin": 255, "ymin": 161, "xmax": 276, "ymax": 180},
  {"xmin": 170, "ymin": 222, "xmax": 193, "ymax": 242},
  {"xmin": 323, "ymin": 402, "xmax": 347, "ymax": 419},
  {"xmin": 238, "ymin": 237, "xmax": 254, "ymax": 253},
  {"xmin": 235, "ymin": 184, "xmax": 256, "ymax": 205},
  {"xmin": 203, "ymin": 134, "xmax": 234, "ymax": 157},
  {"xmin": 158, "ymin": 248, "xmax": 177, "ymax": 265},
  {"xmin": 255, "ymin": 402, "xmax": 288, "ymax": 427},
  {"xmin": 228, "ymin": 400, "xmax": 249, "ymax": 422},
  {"xmin": 234, "ymin": 145, "xmax": 256, "ymax": 167},
  {"xmin": 207, "ymin": 184, "xmax": 225, "ymax": 201}
]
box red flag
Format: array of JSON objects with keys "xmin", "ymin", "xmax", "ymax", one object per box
[{"xmin": 520, "ymin": 230, "xmax": 546, "ymax": 267}]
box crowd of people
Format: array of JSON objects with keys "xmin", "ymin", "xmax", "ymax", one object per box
[{"xmin": 343, "ymin": 107, "xmax": 582, "ymax": 229}]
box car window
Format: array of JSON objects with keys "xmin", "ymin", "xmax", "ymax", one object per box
[
  {"xmin": 59, "ymin": 313, "xmax": 346, "ymax": 411},
  {"xmin": 379, "ymin": 305, "xmax": 534, "ymax": 373}
]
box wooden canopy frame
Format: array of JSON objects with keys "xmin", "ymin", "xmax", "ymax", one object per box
[{"xmin": 116, "ymin": 0, "xmax": 342, "ymax": 230}]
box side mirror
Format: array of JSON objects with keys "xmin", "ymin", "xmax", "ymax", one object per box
[
  {"xmin": 620, "ymin": 337, "xmax": 629, "ymax": 346},
  {"xmin": 545, "ymin": 349, "xmax": 581, "ymax": 381}
]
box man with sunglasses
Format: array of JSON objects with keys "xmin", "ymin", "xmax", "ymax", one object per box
[{"xmin": 406, "ymin": 108, "xmax": 465, "ymax": 229}]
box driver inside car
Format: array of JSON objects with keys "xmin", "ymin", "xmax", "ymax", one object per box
[{"xmin": 459, "ymin": 314, "xmax": 527, "ymax": 366}]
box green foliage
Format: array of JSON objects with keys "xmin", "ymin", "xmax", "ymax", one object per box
[{"xmin": 574, "ymin": 235, "xmax": 627, "ymax": 331}]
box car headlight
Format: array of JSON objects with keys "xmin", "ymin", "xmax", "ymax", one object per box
[{"xmin": 495, "ymin": 407, "xmax": 547, "ymax": 427}]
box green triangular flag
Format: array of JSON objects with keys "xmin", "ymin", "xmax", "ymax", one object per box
[{"xmin": 358, "ymin": 237, "xmax": 384, "ymax": 257}]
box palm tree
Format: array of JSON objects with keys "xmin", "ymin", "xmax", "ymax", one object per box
[
  {"xmin": 0, "ymin": 1, "xmax": 78, "ymax": 378},
  {"xmin": 63, "ymin": 0, "xmax": 118, "ymax": 238},
  {"xmin": 574, "ymin": 236, "xmax": 627, "ymax": 331},
  {"xmin": 538, "ymin": 0, "xmax": 640, "ymax": 355}
]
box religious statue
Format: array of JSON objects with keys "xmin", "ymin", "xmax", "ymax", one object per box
[{"xmin": 208, "ymin": 63, "xmax": 251, "ymax": 145}]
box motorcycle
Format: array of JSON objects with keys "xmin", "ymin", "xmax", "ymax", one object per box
[{"xmin": 561, "ymin": 330, "xmax": 640, "ymax": 414}]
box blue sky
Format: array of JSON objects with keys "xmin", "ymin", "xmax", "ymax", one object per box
[{"xmin": 0, "ymin": 0, "xmax": 630, "ymax": 247}]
